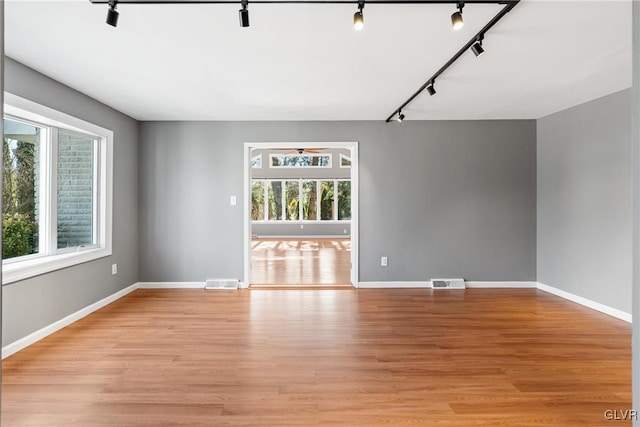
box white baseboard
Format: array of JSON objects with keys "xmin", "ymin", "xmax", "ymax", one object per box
[
  {"xmin": 137, "ymin": 282, "xmax": 205, "ymax": 289},
  {"xmin": 537, "ymin": 282, "xmax": 632, "ymax": 323},
  {"xmin": 466, "ymin": 281, "xmax": 538, "ymax": 289},
  {"xmin": 358, "ymin": 281, "xmax": 431, "ymax": 289},
  {"xmin": 358, "ymin": 281, "xmax": 537, "ymax": 289},
  {"xmin": 2, "ymin": 283, "xmax": 138, "ymax": 359},
  {"xmin": 4, "ymin": 280, "xmax": 629, "ymax": 360}
]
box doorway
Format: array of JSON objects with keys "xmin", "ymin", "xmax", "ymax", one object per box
[{"xmin": 243, "ymin": 142, "xmax": 359, "ymax": 288}]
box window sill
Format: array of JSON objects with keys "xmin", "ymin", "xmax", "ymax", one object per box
[{"xmin": 2, "ymin": 247, "xmax": 112, "ymax": 285}]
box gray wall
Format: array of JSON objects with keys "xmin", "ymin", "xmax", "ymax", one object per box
[
  {"xmin": 252, "ymin": 223, "xmax": 351, "ymax": 237},
  {"xmin": 139, "ymin": 120, "xmax": 536, "ymax": 283},
  {"xmin": 2, "ymin": 58, "xmax": 139, "ymax": 346},
  {"xmin": 1, "ymin": 1, "xmax": 5, "ymax": 409},
  {"xmin": 538, "ymin": 89, "xmax": 632, "ymax": 313},
  {"xmin": 632, "ymin": 1, "xmax": 639, "ymax": 418}
]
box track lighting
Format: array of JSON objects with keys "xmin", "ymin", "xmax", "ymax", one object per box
[
  {"xmin": 89, "ymin": 0, "xmax": 521, "ymax": 123},
  {"xmin": 354, "ymin": 0, "xmax": 365, "ymax": 31},
  {"xmin": 451, "ymin": 2, "xmax": 464, "ymax": 30},
  {"xmin": 106, "ymin": 0, "xmax": 119, "ymax": 27},
  {"xmin": 471, "ymin": 36, "xmax": 485, "ymax": 57},
  {"xmin": 239, "ymin": 0, "xmax": 249, "ymax": 27},
  {"xmin": 427, "ymin": 81, "xmax": 436, "ymax": 96}
]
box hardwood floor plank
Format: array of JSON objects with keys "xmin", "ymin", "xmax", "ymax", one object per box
[
  {"xmin": 251, "ymin": 238, "xmax": 351, "ymax": 286},
  {"xmin": 2, "ymin": 288, "xmax": 632, "ymax": 426}
]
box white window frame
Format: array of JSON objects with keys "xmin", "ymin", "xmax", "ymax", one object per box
[
  {"xmin": 2, "ymin": 93, "xmax": 113, "ymax": 285},
  {"xmin": 251, "ymin": 178, "xmax": 351, "ymax": 223},
  {"xmin": 268, "ymin": 153, "xmax": 332, "ymax": 169}
]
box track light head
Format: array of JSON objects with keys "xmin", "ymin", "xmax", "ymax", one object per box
[
  {"xmin": 397, "ymin": 112, "xmax": 405, "ymax": 123},
  {"xmin": 354, "ymin": 0, "xmax": 365, "ymax": 30},
  {"xmin": 427, "ymin": 82, "xmax": 436, "ymax": 96},
  {"xmin": 451, "ymin": 2, "xmax": 464, "ymax": 30},
  {"xmin": 239, "ymin": 0, "xmax": 250, "ymax": 27},
  {"xmin": 106, "ymin": 0, "xmax": 119, "ymax": 27},
  {"xmin": 471, "ymin": 41, "xmax": 484, "ymax": 57},
  {"xmin": 354, "ymin": 11, "xmax": 364, "ymax": 30}
]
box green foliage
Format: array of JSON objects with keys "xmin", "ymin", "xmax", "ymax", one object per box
[
  {"xmin": 3, "ymin": 213, "xmax": 37, "ymax": 259},
  {"xmin": 337, "ymin": 181, "xmax": 351, "ymax": 220},
  {"xmin": 320, "ymin": 181, "xmax": 334, "ymax": 220},
  {"xmin": 285, "ymin": 181, "xmax": 299, "ymax": 220},
  {"xmin": 3, "ymin": 131, "xmax": 38, "ymax": 259},
  {"xmin": 251, "ymin": 181, "xmax": 265, "ymax": 220},
  {"xmin": 267, "ymin": 181, "xmax": 282, "ymax": 220}
]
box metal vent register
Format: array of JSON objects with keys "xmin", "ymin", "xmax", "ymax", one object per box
[
  {"xmin": 431, "ymin": 278, "xmax": 465, "ymax": 289},
  {"xmin": 204, "ymin": 279, "xmax": 239, "ymax": 290}
]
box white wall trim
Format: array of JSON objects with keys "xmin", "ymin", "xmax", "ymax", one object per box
[
  {"xmin": 137, "ymin": 282, "xmax": 205, "ymax": 289},
  {"xmin": 537, "ymin": 282, "xmax": 632, "ymax": 323},
  {"xmin": 359, "ymin": 281, "xmax": 538, "ymax": 289},
  {"xmin": 5, "ymin": 280, "xmax": 629, "ymax": 360},
  {"xmin": 244, "ymin": 141, "xmax": 359, "ymax": 289},
  {"xmin": 358, "ymin": 281, "xmax": 432, "ymax": 289},
  {"xmin": 2, "ymin": 283, "xmax": 138, "ymax": 359},
  {"xmin": 466, "ymin": 281, "xmax": 538, "ymax": 288}
]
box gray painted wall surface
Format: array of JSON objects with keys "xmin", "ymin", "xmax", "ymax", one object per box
[
  {"xmin": 139, "ymin": 120, "xmax": 536, "ymax": 283},
  {"xmin": 1, "ymin": 2, "xmax": 5, "ymax": 408},
  {"xmin": 632, "ymin": 1, "xmax": 639, "ymax": 417},
  {"xmin": 2, "ymin": 58, "xmax": 139, "ymax": 346},
  {"xmin": 252, "ymin": 223, "xmax": 351, "ymax": 237},
  {"xmin": 538, "ymin": 89, "xmax": 632, "ymax": 313}
]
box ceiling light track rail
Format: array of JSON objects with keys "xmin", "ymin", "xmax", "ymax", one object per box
[
  {"xmin": 385, "ymin": 0, "xmax": 518, "ymax": 122},
  {"xmin": 91, "ymin": 0, "xmax": 518, "ymax": 121},
  {"xmin": 90, "ymin": 0, "xmax": 513, "ymax": 4}
]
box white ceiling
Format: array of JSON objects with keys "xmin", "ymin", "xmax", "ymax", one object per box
[{"xmin": 4, "ymin": 0, "xmax": 632, "ymax": 121}]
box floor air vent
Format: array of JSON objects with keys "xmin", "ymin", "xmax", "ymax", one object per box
[
  {"xmin": 431, "ymin": 278, "xmax": 465, "ymax": 289},
  {"xmin": 204, "ymin": 279, "xmax": 239, "ymax": 290}
]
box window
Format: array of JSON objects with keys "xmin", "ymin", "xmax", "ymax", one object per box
[
  {"xmin": 3, "ymin": 118, "xmax": 42, "ymax": 260},
  {"xmin": 2, "ymin": 94, "xmax": 113, "ymax": 284},
  {"xmin": 251, "ymin": 154, "xmax": 262, "ymax": 168},
  {"xmin": 270, "ymin": 154, "xmax": 331, "ymax": 168},
  {"xmin": 340, "ymin": 153, "xmax": 351, "ymax": 168},
  {"xmin": 251, "ymin": 179, "xmax": 350, "ymax": 222}
]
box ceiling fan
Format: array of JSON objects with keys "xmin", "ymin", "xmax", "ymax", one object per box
[{"xmin": 271, "ymin": 148, "xmax": 327, "ymax": 155}]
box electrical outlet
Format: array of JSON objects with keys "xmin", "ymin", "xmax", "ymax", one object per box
[
  {"xmin": 300, "ymin": 224, "xmax": 304, "ymax": 229},
  {"xmin": 111, "ymin": 263, "xmax": 118, "ymax": 275},
  {"xmin": 230, "ymin": 195, "xmax": 237, "ymax": 206},
  {"xmin": 381, "ymin": 256, "xmax": 388, "ymax": 267}
]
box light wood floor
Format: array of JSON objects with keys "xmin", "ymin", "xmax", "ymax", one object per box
[
  {"xmin": 251, "ymin": 238, "xmax": 351, "ymax": 287},
  {"xmin": 1, "ymin": 288, "xmax": 631, "ymax": 426}
]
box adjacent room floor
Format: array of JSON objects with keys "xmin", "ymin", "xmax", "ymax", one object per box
[
  {"xmin": 251, "ymin": 237, "xmax": 351, "ymax": 287},
  {"xmin": 1, "ymin": 288, "xmax": 631, "ymax": 426}
]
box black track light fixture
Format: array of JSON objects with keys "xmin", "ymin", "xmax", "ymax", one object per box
[
  {"xmin": 354, "ymin": 0, "xmax": 365, "ymax": 31},
  {"xmin": 106, "ymin": 0, "xmax": 119, "ymax": 27},
  {"xmin": 426, "ymin": 81, "xmax": 436, "ymax": 96},
  {"xmin": 239, "ymin": 0, "xmax": 250, "ymax": 27},
  {"xmin": 397, "ymin": 111, "xmax": 405, "ymax": 123},
  {"xmin": 471, "ymin": 35, "xmax": 485, "ymax": 57},
  {"xmin": 451, "ymin": 2, "xmax": 464, "ymax": 30}
]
